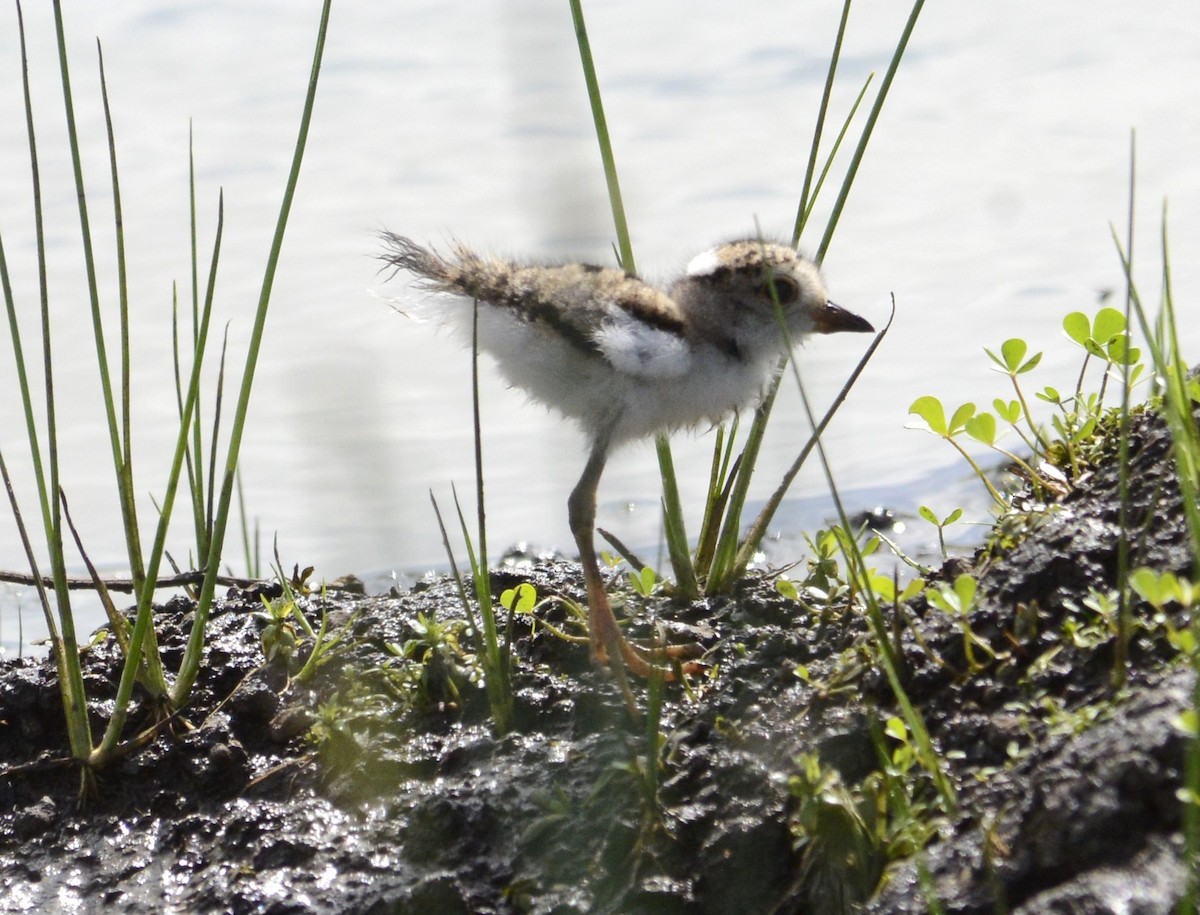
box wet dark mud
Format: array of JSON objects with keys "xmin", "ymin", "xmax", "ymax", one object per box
[{"xmin": 1, "ymin": 405, "xmax": 1196, "ymax": 913}]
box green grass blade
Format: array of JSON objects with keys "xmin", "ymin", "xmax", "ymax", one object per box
[
  {"xmin": 1113, "ymin": 132, "xmax": 1136, "ymax": 687},
  {"xmin": 706, "ymin": 380, "xmax": 781, "ymax": 592},
  {"xmin": 236, "ymin": 470, "xmax": 259, "ymax": 579},
  {"xmin": 568, "ymin": 0, "xmax": 633, "ymax": 272},
  {"xmin": 727, "ymin": 307, "xmax": 892, "ymax": 582},
  {"xmin": 172, "ymin": 0, "xmax": 332, "ymax": 706},
  {"xmin": 798, "ymin": 73, "xmax": 875, "ymax": 240},
  {"xmin": 188, "ymin": 127, "xmax": 210, "ymax": 561},
  {"xmin": 793, "ymin": 0, "xmax": 852, "ymax": 243},
  {"xmin": 452, "ymin": 485, "xmax": 513, "ymax": 734},
  {"xmin": 206, "ymin": 326, "xmax": 232, "ymax": 544},
  {"xmin": 51, "ymin": 1, "xmax": 144, "ymax": 591},
  {"xmin": 816, "ymin": 0, "xmax": 925, "ymax": 263},
  {"xmin": 171, "ymin": 284, "xmax": 206, "ymax": 555},
  {"xmin": 0, "ymin": 448, "xmax": 60, "ymax": 649},
  {"xmin": 466, "ymin": 294, "xmax": 514, "ymax": 731},
  {"xmin": 1111, "ymin": 205, "xmax": 1200, "ymax": 910},
  {"xmin": 96, "ymin": 40, "xmax": 145, "ymax": 589},
  {"xmin": 794, "ymin": 364, "xmax": 957, "ymax": 815},
  {"xmin": 93, "ymin": 196, "xmax": 227, "ymax": 762},
  {"xmin": 656, "ymin": 437, "xmax": 700, "ymax": 599},
  {"xmin": 430, "ymin": 490, "xmax": 479, "ymax": 637},
  {"xmin": 693, "ymin": 421, "xmax": 740, "ymax": 578},
  {"xmin": 568, "ymin": 0, "xmax": 696, "ymax": 595},
  {"xmin": 16, "ymin": 0, "xmax": 91, "ymax": 761},
  {"xmin": 1153, "ymin": 210, "xmax": 1200, "ymax": 914}
]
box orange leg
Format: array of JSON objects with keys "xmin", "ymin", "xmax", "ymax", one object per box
[{"xmin": 568, "ymin": 438, "xmax": 703, "ymax": 680}]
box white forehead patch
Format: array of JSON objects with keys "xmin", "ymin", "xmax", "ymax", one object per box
[{"xmin": 685, "ymin": 249, "xmax": 723, "ymax": 278}]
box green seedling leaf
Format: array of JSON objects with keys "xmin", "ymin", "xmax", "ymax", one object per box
[
  {"xmin": 629, "ymin": 565, "xmax": 657, "ymax": 597},
  {"xmin": 1062, "ymin": 311, "xmax": 1091, "ymax": 345},
  {"xmin": 1179, "ymin": 580, "xmax": 1199, "ymax": 608},
  {"xmin": 1076, "ymin": 415, "xmax": 1099, "ymax": 442},
  {"xmin": 1036, "ymin": 386, "xmax": 1063, "ymax": 405},
  {"xmin": 500, "ymin": 582, "xmax": 538, "ymax": 613},
  {"xmin": 900, "ymin": 577, "xmax": 926, "ymax": 602},
  {"xmin": 948, "ymin": 402, "xmax": 976, "ymax": 436},
  {"xmin": 1130, "ymin": 567, "xmax": 1178, "ymax": 608},
  {"xmin": 1174, "ymin": 709, "xmax": 1199, "ymax": 738},
  {"xmin": 1000, "ymin": 338, "xmax": 1027, "ymax": 371},
  {"xmin": 1092, "ymin": 306, "xmax": 1126, "ymax": 343},
  {"xmin": 884, "ymin": 717, "xmax": 908, "ymax": 742},
  {"xmin": 927, "ymin": 573, "xmax": 977, "ymax": 616},
  {"xmin": 1170, "ymin": 628, "xmax": 1198, "ymax": 656},
  {"xmin": 1106, "ymin": 334, "xmax": 1141, "ymax": 366},
  {"xmin": 964, "ymin": 412, "xmax": 997, "ymax": 445},
  {"xmin": 993, "ymin": 399, "xmax": 1021, "ymax": 424},
  {"xmin": 919, "ymin": 506, "xmax": 961, "ymax": 528},
  {"xmin": 909, "ymin": 396, "xmax": 948, "ymax": 434},
  {"xmin": 776, "ymin": 578, "xmax": 800, "ymax": 601},
  {"xmin": 954, "ymin": 573, "xmax": 977, "ymax": 607},
  {"xmin": 868, "ymin": 572, "xmax": 897, "ymax": 602},
  {"xmin": 925, "ymin": 588, "xmax": 953, "ymax": 615},
  {"xmin": 987, "ymin": 337, "xmax": 1042, "ymax": 375}
]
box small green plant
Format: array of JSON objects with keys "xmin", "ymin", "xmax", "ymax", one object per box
[
  {"xmin": 424, "ymin": 289, "xmax": 519, "ymax": 736},
  {"xmin": 788, "ymin": 722, "xmax": 945, "ymax": 915},
  {"xmin": 429, "ymin": 485, "xmax": 512, "ymax": 734},
  {"xmin": 919, "ymin": 506, "xmax": 962, "ymax": 564},
  {"xmin": 500, "ymin": 581, "xmax": 590, "ymax": 646},
  {"xmin": 909, "ymin": 304, "xmax": 1147, "ymax": 511},
  {"xmin": 788, "ymin": 752, "xmax": 886, "ymax": 913},
  {"xmin": 387, "ymin": 611, "xmax": 478, "ymax": 713},
  {"xmin": 0, "ymin": 1, "xmax": 332, "ymax": 783},
  {"xmin": 924, "ymin": 574, "xmax": 996, "ymax": 674},
  {"xmin": 1129, "ymin": 568, "xmax": 1198, "ymax": 616},
  {"xmin": 255, "ymin": 565, "xmax": 356, "ymax": 686}
]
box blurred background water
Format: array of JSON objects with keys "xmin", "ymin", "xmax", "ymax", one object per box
[{"xmin": 2, "ymin": 1, "xmax": 1198, "ymax": 654}]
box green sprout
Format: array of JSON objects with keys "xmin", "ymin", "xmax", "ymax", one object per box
[{"xmin": 918, "ymin": 505, "xmax": 963, "ymax": 564}]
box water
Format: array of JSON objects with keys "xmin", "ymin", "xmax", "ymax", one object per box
[{"xmin": 2, "ymin": 1, "xmax": 1199, "ymax": 653}]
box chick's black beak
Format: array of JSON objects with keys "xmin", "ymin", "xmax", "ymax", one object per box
[{"xmin": 812, "ymin": 300, "xmax": 874, "ymax": 335}]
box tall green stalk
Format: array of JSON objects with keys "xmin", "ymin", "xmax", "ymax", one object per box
[
  {"xmin": 96, "ymin": 41, "xmax": 168, "ymax": 695},
  {"xmin": 2, "ymin": 1, "xmax": 332, "ymax": 768},
  {"xmin": 1115, "ymin": 209, "xmax": 1200, "ymax": 909},
  {"xmin": 1112, "ymin": 131, "xmax": 1136, "ymax": 688},
  {"xmin": 92, "ymin": 197, "xmax": 226, "ymax": 762},
  {"xmin": 815, "ymin": 0, "xmax": 925, "ymax": 263},
  {"xmin": 52, "ymin": 1, "xmax": 146, "ymax": 593},
  {"xmin": 793, "ymin": 0, "xmax": 853, "ymax": 244},
  {"xmin": 706, "ymin": 0, "xmax": 923, "ymax": 590},
  {"xmin": 567, "ymin": 0, "xmax": 700, "ymax": 599},
  {"xmin": 172, "ymin": 0, "xmax": 332, "ymax": 705},
  {"xmin": 789, "ymin": 359, "xmax": 957, "ymax": 817},
  {"xmin": 7, "ymin": 0, "xmax": 92, "ymax": 763}
]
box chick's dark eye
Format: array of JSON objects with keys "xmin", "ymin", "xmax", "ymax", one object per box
[{"xmin": 762, "ymin": 275, "xmax": 799, "ymax": 305}]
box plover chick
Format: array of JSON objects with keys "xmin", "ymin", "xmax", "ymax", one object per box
[{"xmin": 380, "ymin": 233, "xmax": 873, "ymax": 679}]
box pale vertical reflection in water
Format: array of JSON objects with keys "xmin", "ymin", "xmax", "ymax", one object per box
[{"xmin": 1, "ymin": 2, "xmax": 1198, "ymax": 651}]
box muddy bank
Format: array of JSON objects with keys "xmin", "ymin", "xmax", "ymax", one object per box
[{"xmin": 1, "ymin": 404, "xmax": 1196, "ymax": 913}]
